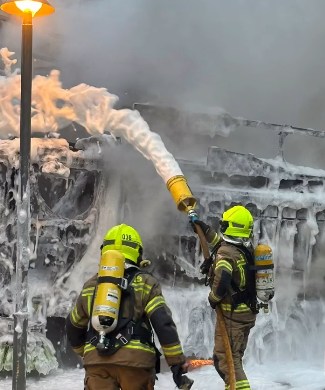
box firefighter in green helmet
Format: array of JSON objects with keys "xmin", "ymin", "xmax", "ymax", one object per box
[
  {"xmin": 66, "ymin": 224, "xmax": 191, "ymax": 390},
  {"xmin": 192, "ymin": 205, "xmax": 257, "ymax": 390}
]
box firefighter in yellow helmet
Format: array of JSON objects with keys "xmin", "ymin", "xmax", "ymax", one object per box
[
  {"xmin": 192, "ymin": 206, "xmax": 257, "ymax": 390},
  {"xmin": 66, "ymin": 224, "xmax": 190, "ymax": 390}
]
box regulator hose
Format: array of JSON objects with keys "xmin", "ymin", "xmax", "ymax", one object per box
[{"xmin": 194, "ymin": 224, "xmax": 236, "ymax": 390}]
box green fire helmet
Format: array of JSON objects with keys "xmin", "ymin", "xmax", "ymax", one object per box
[
  {"xmin": 221, "ymin": 206, "xmax": 253, "ymax": 238},
  {"xmin": 101, "ymin": 224, "xmax": 143, "ymax": 264}
]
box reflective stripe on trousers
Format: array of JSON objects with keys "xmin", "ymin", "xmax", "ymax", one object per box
[{"xmin": 225, "ymin": 379, "xmax": 251, "ymax": 389}]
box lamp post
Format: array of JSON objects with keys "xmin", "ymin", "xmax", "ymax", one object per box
[{"xmin": 0, "ymin": 1, "xmax": 55, "ymax": 389}]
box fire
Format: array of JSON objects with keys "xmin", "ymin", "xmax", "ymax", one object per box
[{"xmin": 189, "ymin": 359, "xmax": 213, "ymax": 369}]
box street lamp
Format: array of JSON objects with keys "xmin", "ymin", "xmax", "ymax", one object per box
[{"xmin": 0, "ymin": 1, "xmax": 55, "ymax": 390}]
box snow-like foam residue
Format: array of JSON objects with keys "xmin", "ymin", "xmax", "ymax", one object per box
[{"xmin": 0, "ymin": 49, "xmax": 182, "ymax": 183}]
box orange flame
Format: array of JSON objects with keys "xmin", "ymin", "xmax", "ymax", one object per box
[{"xmin": 189, "ymin": 359, "xmax": 213, "ymax": 369}]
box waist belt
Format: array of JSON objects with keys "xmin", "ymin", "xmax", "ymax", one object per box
[{"xmin": 89, "ymin": 319, "xmax": 154, "ymax": 356}]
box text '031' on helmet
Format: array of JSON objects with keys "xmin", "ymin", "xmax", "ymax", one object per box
[
  {"xmin": 220, "ymin": 206, "xmax": 253, "ymax": 238},
  {"xmin": 101, "ymin": 224, "xmax": 143, "ymax": 264}
]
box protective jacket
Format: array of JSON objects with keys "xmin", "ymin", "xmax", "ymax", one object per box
[
  {"xmin": 205, "ymin": 228, "xmax": 257, "ymax": 323},
  {"xmin": 66, "ymin": 269, "xmax": 186, "ymax": 369},
  {"xmin": 205, "ymin": 227, "xmax": 256, "ymax": 390}
]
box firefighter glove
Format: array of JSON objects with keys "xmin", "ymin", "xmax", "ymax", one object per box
[
  {"xmin": 171, "ymin": 364, "xmax": 185, "ymax": 388},
  {"xmin": 191, "ymin": 220, "xmax": 211, "ymax": 235},
  {"xmin": 171, "ymin": 364, "xmax": 194, "ymax": 389}
]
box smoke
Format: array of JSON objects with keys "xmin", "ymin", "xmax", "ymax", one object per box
[
  {"xmin": 49, "ymin": 0, "xmax": 325, "ymax": 168},
  {"xmin": 102, "ymin": 143, "xmax": 181, "ymax": 251},
  {"xmin": 41, "ymin": 0, "xmax": 325, "ymax": 122},
  {"xmin": 1, "ymin": 0, "xmax": 325, "ymax": 166},
  {"xmin": 1, "ymin": 1, "xmax": 325, "ymax": 240}
]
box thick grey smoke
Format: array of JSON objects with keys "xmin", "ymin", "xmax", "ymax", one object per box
[
  {"xmin": 2, "ymin": 0, "xmax": 325, "ymax": 167},
  {"xmin": 46, "ymin": 0, "xmax": 325, "ymax": 168},
  {"xmin": 2, "ymin": 0, "xmax": 325, "ymax": 240}
]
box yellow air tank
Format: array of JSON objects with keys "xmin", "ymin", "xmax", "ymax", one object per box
[
  {"xmin": 254, "ymin": 244, "xmax": 275, "ymax": 313},
  {"xmin": 91, "ymin": 250, "xmax": 126, "ymax": 334}
]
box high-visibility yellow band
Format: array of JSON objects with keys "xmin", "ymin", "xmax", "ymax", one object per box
[
  {"xmin": 238, "ymin": 265, "xmax": 246, "ymax": 289},
  {"xmin": 211, "ymin": 234, "xmax": 220, "ymax": 246},
  {"xmin": 82, "ymin": 287, "xmax": 95, "ymax": 293},
  {"xmin": 226, "ymin": 381, "xmax": 251, "ymax": 390},
  {"xmin": 236, "ymin": 380, "xmax": 249, "ymax": 384},
  {"xmin": 87, "ymin": 296, "xmax": 92, "ymax": 316},
  {"xmin": 83, "ymin": 340, "xmax": 155, "ymax": 355},
  {"xmin": 210, "ymin": 291, "xmax": 219, "ymax": 302},
  {"xmin": 236, "ymin": 379, "xmax": 251, "ymax": 389},
  {"xmin": 122, "ymin": 340, "xmax": 155, "ymax": 354},
  {"xmin": 133, "ymin": 287, "xmax": 151, "ymax": 297},
  {"xmin": 216, "ymin": 260, "xmax": 233, "ymax": 273},
  {"xmin": 162, "ymin": 344, "xmax": 183, "ymax": 356},
  {"xmin": 132, "ymin": 282, "xmax": 152, "ymax": 295},
  {"xmin": 84, "ymin": 343, "xmax": 96, "ymax": 354},
  {"xmin": 145, "ymin": 296, "xmax": 165, "ymax": 315},
  {"xmin": 71, "ymin": 306, "xmax": 88, "ymax": 327},
  {"xmin": 221, "ymin": 303, "xmax": 250, "ymax": 313}
]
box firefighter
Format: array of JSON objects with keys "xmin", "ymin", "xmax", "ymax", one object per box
[
  {"xmin": 192, "ymin": 206, "xmax": 257, "ymax": 390},
  {"xmin": 66, "ymin": 224, "xmax": 189, "ymax": 390}
]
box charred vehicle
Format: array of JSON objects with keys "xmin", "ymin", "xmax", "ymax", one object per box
[{"xmin": 1, "ymin": 105, "xmax": 325, "ymax": 372}]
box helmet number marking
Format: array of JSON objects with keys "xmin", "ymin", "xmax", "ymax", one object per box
[{"xmin": 122, "ymin": 234, "xmax": 132, "ymax": 241}]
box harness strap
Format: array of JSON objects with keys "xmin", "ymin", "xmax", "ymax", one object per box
[
  {"xmin": 86, "ymin": 268, "xmax": 156, "ymax": 355},
  {"xmin": 97, "ymin": 276, "xmax": 128, "ymax": 289},
  {"xmin": 250, "ymin": 264, "xmax": 274, "ymax": 271},
  {"xmin": 224, "ymin": 244, "xmax": 259, "ymax": 314}
]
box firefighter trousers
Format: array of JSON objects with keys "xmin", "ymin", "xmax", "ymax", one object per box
[
  {"xmin": 213, "ymin": 313, "xmax": 255, "ymax": 390},
  {"xmin": 84, "ymin": 365, "xmax": 156, "ymax": 390}
]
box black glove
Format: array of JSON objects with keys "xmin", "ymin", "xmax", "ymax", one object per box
[
  {"xmin": 171, "ymin": 364, "xmax": 194, "ymax": 390},
  {"xmin": 171, "ymin": 364, "xmax": 184, "ymax": 388},
  {"xmin": 191, "ymin": 220, "xmax": 211, "ymax": 235}
]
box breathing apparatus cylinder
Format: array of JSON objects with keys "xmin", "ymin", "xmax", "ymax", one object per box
[
  {"xmin": 254, "ymin": 244, "xmax": 274, "ymax": 313},
  {"xmin": 91, "ymin": 250, "xmax": 126, "ymax": 334}
]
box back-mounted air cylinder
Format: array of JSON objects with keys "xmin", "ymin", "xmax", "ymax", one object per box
[
  {"xmin": 91, "ymin": 250, "xmax": 127, "ymax": 334},
  {"xmin": 254, "ymin": 244, "xmax": 275, "ymax": 312}
]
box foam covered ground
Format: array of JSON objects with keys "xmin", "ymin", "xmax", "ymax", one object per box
[{"xmin": 0, "ymin": 363, "xmax": 324, "ymax": 390}]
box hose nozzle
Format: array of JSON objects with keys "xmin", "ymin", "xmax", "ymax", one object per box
[
  {"xmin": 187, "ymin": 209, "xmax": 198, "ymax": 222},
  {"xmin": 167, "ymin": 175, "xmax": 197, "ymax": 213}
]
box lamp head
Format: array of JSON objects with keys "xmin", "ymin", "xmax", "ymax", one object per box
[{"xmin": 1, "ymin": 0, "xmax": 55, "ymax": 18}]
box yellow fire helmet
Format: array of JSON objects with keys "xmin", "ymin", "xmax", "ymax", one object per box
[
  {"xmin": 220, "ymin": 205, "xmax": 254, "ymax": 238},
  {"xmin": 101, "ymin": 224, "xmax": 143, "ymax": 265}
]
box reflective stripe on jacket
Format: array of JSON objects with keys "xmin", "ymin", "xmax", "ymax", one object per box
[
  {"xmin": 66, "ymin": 271, "xmax": 186, "ymax": 368},
  {"xmin": 205, "ymin": 229, "xmax": 256, "ymax": 322}
]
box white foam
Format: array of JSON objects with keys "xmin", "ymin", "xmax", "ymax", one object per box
[{"xmin": 0, "ymin": 49, "xmax": 183, "ymax": 183}]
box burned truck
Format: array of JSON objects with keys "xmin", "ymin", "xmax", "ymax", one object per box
[{"xmin": 0, "ymin": 105, "xmax": 325, "ymax": 372}]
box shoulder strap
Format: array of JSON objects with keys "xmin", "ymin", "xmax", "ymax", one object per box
[
  {"xmin": 88, "ymin": 268, "xmax": 155, "ymax": 356},
  {"xmin": 224, "ymin": 244, "xmax": 258, "ymax": 313},
  {"xmin": 110, "ymin": 268, "xmax": 141, "ymax": 332},
  {"xmin": 89, "ymin": 268, "xmax": 140, "ymax": 330}
]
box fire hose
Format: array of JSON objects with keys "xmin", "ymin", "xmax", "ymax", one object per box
[
  {"xmin": 194, "ymin": 224, "xmax": 236, "ymax": 390},
  {"xmin": 166, "ymin": 175, "xmax": 236, "ymax": 390}
]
